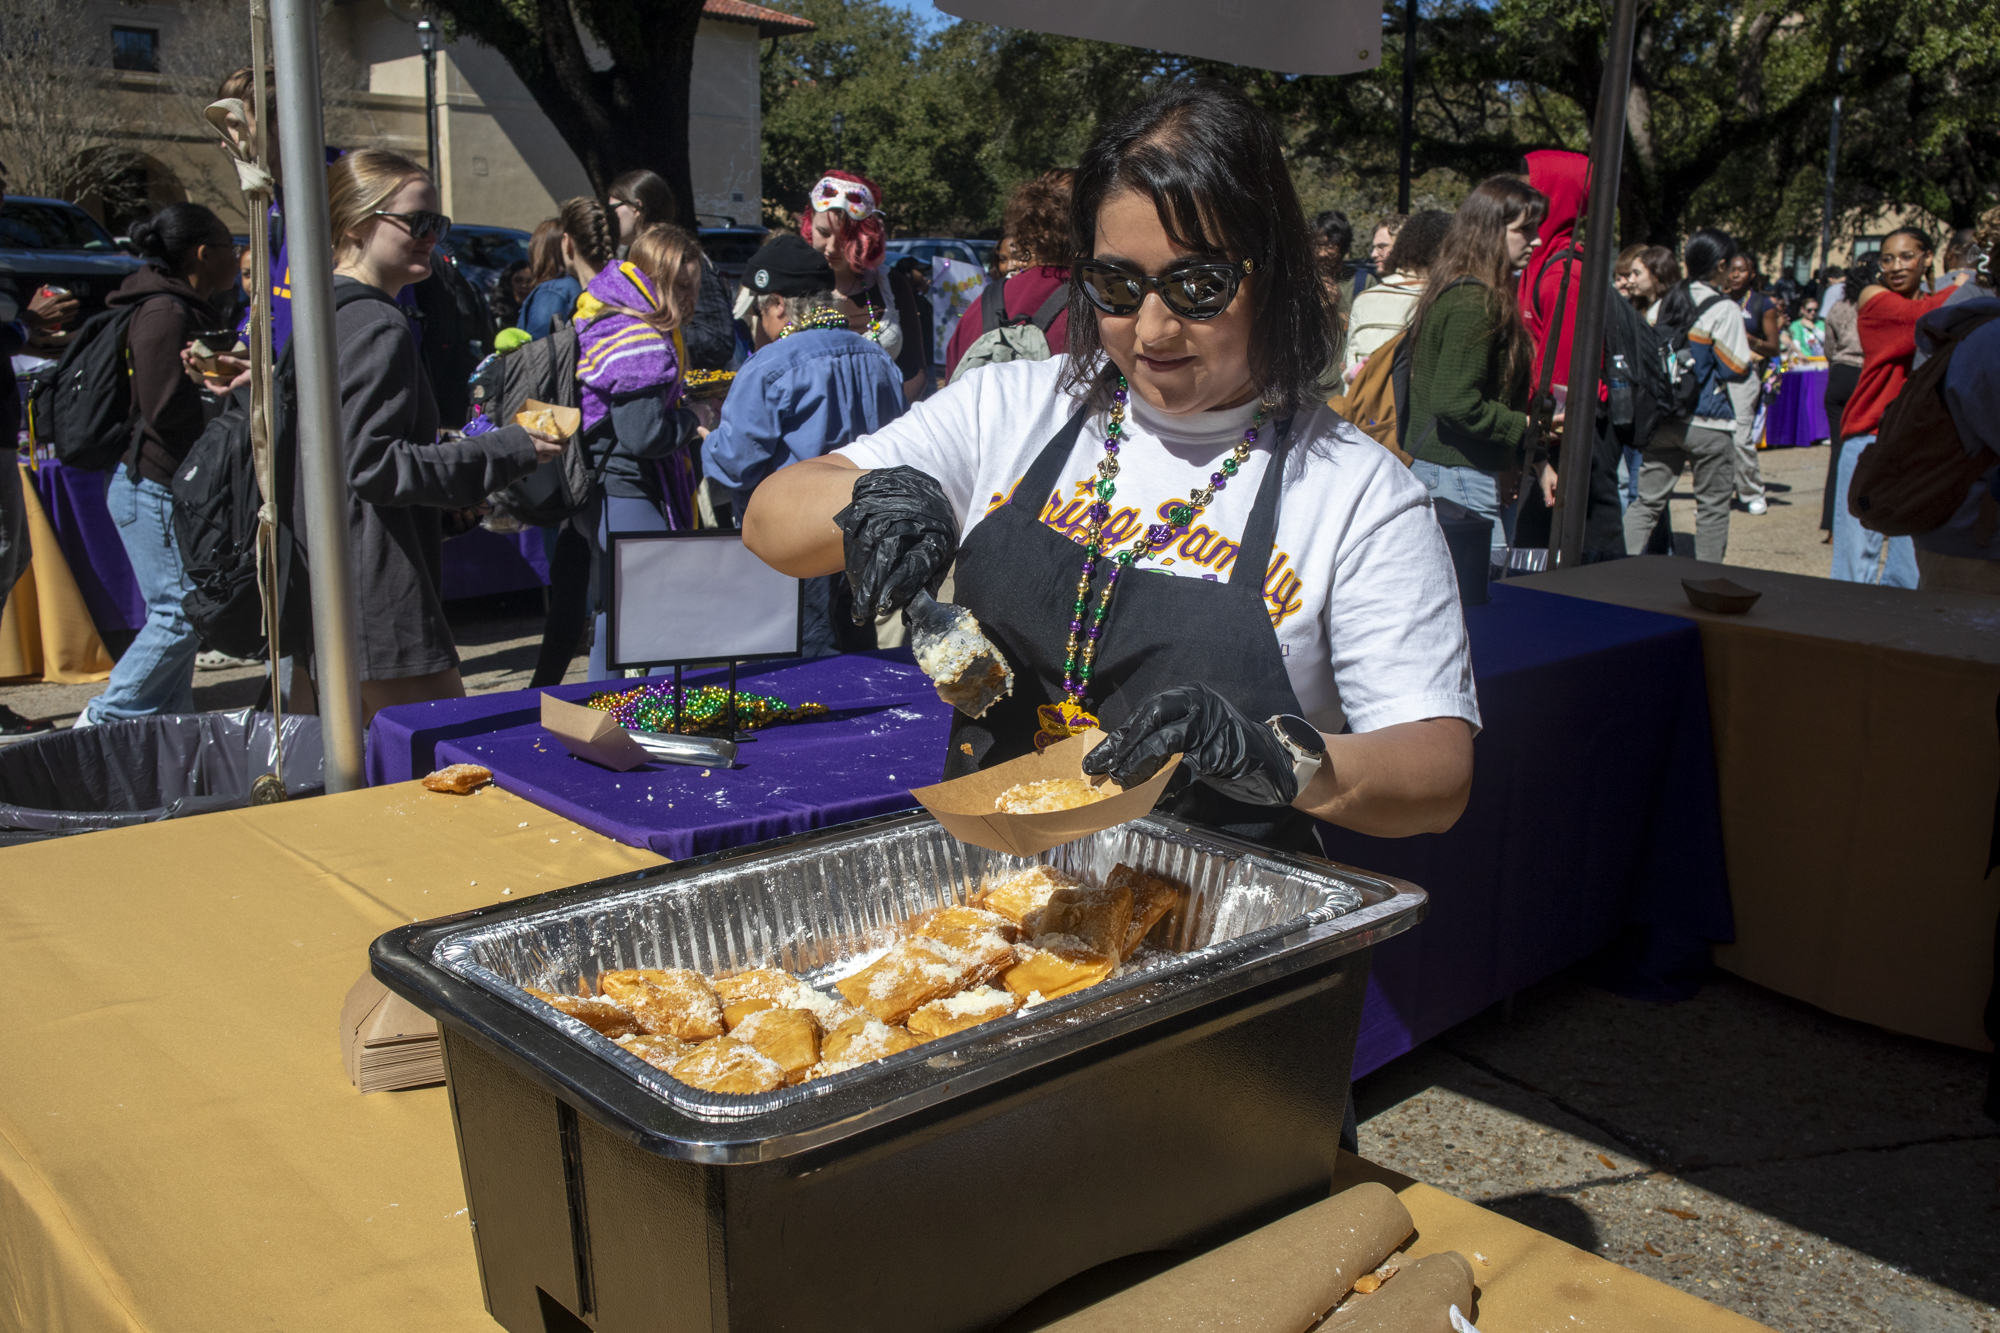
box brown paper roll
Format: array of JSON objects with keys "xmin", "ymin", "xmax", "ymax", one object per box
[
  {"xmin": 1041, "ymin": 1182, "xmax": 1415, "ymax": 1333},
  {"xmin": 1320, "ymin": 1251, "xmax": 1476, "ymax": 1332}
]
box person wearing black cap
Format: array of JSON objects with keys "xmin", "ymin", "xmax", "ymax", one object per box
[{"xmin": 702, "ymin": 233, "xmax": 905, "ymax": 654}]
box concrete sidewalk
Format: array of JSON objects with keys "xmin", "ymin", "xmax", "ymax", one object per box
[{"xmin": 1354, "ymin": 970, "xmax": 1997, "ymax": 1332}]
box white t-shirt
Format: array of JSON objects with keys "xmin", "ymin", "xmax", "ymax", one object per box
[{"xmin": 838, "ymin": 356, "xmax": 1480, "ymax": 736}]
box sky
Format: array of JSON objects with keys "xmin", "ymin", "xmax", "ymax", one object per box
[{"xmin": 878, "ymin": 0, "xmax": 955, "ymax": 31}]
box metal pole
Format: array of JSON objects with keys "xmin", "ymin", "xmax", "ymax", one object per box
[
  {"xmin": 1398, "ymin": 0, "xmax": 1416, "ymax": 214},
  {"xmin": 1548, "ymin": 0, "xmax": 1639, "ymax": 568},
  {"xmin": 271, "ymin": 0, "xmax": 366, "ymax": 791},
  {"xmin": 1818, "ymin": 80, "xmax": 1842, "ymax": 283},
  {"xmin": 418, "ymin": 17, "xmax": 441, "ymax": 179}
]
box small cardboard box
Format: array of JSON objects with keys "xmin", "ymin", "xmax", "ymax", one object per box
[
  {"xmin": 541, "ymin": 692, "xmax": 649, "ymax": 772},
  {"xmin": 515, "ymin": 399, "xmax": 581, "ymax": 440},
  {"xmin": 908, "ymin": 728, "xmax": 1181, "ymax": 858}
]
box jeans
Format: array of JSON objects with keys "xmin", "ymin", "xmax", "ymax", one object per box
[
  {"xmin": 1830, "ymin": 434, "xmax": 1919, "ymax": 587},
  {"xmin": 1624, "ymin": 422, "xmax": 1735, "ymax": 563},
  {"xmin": 1620, "ymin": 445, "xmax": 1643, "ymax": 511},
  {"xmin": 90, "ymin": 469, "xmax": 198, "ymax": 721},
  {"xmin": 1410, "ymin": 459, "xmax": 1513, "ymax": 553},
  {"xmin": 588, "ymin": 492, "xmax": 671, "ymax": 679}
]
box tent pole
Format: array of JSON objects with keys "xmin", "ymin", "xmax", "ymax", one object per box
[
  {"xmin": 270, "ymin": 0, "xmax": 367, "ymax": 791},
  {"xmin": 1549, "ymin": 0, "xmax": 1639, "ymax": 568}
]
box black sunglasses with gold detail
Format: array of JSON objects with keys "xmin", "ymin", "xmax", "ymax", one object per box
[
  {"xmin": 1073, "ymin": 257, "xmax": 1255, "ymax": 320},
  {"xmin": 371, "ymin": 209, "xmax": 452, "ymax": 242}
]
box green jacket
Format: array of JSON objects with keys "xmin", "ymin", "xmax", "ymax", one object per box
[{"xmin": 1403, "ymin": 279, "xmax": 1531, "ymax": 472}]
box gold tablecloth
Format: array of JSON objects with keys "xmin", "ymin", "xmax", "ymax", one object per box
[
  {"xmin": 1, "ymin": 461, "xmax": 114, "ymax": 683},
  {"xmin": 1517, "ymin": 557, "xmax": 2000, "ymax": 1052},
  {"xmin": 1, "ymin": 777, "xmax": 1769, "ymax": 1333}
]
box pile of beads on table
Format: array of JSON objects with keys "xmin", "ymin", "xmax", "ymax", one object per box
[{"xmin": 584, "ymin": 682, "xmax": 830, "ymax": 734}]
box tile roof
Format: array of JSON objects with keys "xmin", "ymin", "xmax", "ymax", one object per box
[{"xmin": 703, "ymin": 0, "xmax": 816, "ymax": 36}]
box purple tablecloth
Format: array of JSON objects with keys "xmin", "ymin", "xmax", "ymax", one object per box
[
  {"xmin": 27, "ymin": 457, "xmax": 550, "ymax": 630},
  {"xmin": 1323, "ymin": 583, "xmax": 1730, "ymax": 1076},
  {"xmin": 1765, "ymin": 366, "xmax": 1830, "ymax": 448},
  {"xmin": 440, "ymin": 526, "xmax": 550, "ymax": 599},
  {"xmin": 30, "ymin": 459, "xmax": 143, "ymax": 635},
  {"xmin": 367, "ymin": 650, "xmax": 949, "ymax": 856},
  {"xmin": 367, "ymin": 584, "xmax": 1731, "ymax": 1081}
]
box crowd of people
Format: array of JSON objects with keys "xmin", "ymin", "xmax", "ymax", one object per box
[{"xmin": 2, "ymin": 64, "xmax": 1995, "ymax": 746}]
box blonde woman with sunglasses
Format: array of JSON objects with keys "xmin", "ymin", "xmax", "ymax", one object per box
[
  {"xmin": 303, "ymin": 149, "xmax": 560, "ymax": 720},
  {"xmin": 745, "ymin": 84, "xmax": 1477, "ymax": 851}
]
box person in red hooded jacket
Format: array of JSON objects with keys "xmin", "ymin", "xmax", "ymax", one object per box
[{"xmin": 1514, "ymin": 149, "xmax": 1627, "ymax": 558}]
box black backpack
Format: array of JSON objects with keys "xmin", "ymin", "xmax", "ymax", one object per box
[
  {"xmin": 26, "ymin": 293, "xmax": 200, "ymax": 471},
  {"xmin": 411, "ymin": 254, "xmax": 492, "ymax": 429},
  {"xmin": 1528, "ymin": 248, "xmax": 1722, "ymax": 433},
  {"xmin": 172, "ymin": 283, "xmax": 397, "ymax": 659},
  {"xmin": 482, "ymin": 323, "xmax": 607, "ymax": 528}
]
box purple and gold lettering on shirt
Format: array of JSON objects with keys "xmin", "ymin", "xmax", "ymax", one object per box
[{"xmin": 988, "ymin": 475, "xmax": 1305, "ymax": 626}]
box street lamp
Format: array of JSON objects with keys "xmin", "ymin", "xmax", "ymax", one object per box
[
  {"xmin": 417, "ymin": 15, "xmax": 440, "ymax": 177},
  {"xmin": 385, "ymin": 0, "xmax": 442, "ymax": 177},
  {"xmin": 832, "ymin": 111, "xmax": 845, "ymax": 170}
]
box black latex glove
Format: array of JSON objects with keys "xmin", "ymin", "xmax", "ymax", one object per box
[
  {"xmin": 834, "ymin": 465, "xmax": 958, "ymax": 625},
  {"xmin": 1080, "ymin": 684, "xmax": 1300, "ymax": 807}
]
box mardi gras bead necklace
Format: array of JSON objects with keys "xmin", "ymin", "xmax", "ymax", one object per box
[
  {"xmin": 1036, "ymin": 375, "xmax": 1270, "ymax": 750},
  {"xmin": 778, "ymin": 306, "xmax": 849, "ymax": 339},
  {"xmin": 587, "ymin": 682, "xmax": 828, "ymax": 734},
  {"xmin": 779, "ymin": 304, "xmax": 885, "ymax": 343}
]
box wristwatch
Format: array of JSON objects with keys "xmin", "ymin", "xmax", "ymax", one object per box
[{"xmin": 1265, "ymin": 714, "xmax": 1326, "ymax": 797}]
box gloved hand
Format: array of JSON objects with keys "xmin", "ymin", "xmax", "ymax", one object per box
[
  {"xmin": 1081, "ymin": 684, "xmax": 1300, "ymax": 807},
  {"xmin": 835, "ymin": 466, "xmax": 958, "ymax": 625}
]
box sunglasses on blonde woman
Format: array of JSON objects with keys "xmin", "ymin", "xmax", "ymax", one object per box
[{"xmin": 371, "ymin": 209, "xmax": 452, "ymax": 242}]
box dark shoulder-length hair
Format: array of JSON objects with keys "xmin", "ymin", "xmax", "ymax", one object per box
[{"xmin": 1059, "ymin": 81, "xmax": 1332, "ymax": 419}]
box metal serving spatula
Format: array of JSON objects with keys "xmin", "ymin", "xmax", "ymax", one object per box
[{"xmin": 906, "ymin": 590, "xmax": 1015, "ymax": 720}]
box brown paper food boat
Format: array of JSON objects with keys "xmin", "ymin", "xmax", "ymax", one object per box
[
  {"xmin": 515, "ymin": 398, "xmax": 582, "ymax": 440},
  {"xmin": 908, "ymin": 728, "xmax": 1182, "ymax": 858}
]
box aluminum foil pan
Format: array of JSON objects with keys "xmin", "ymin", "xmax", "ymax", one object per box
[{"xmin": 374, "ymin": 810, "xmax": 1426, "ymax": 1163}]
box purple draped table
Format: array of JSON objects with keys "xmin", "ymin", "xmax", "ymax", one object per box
[
  {"xmin": 367, "ymin": 584, "xmax": 1731, "ymax": 1080},
  {"xmin": 29, "ymin": 459, "xmax": 144, "ymax": 637},
  {"xmin": 26, "ymin": 458, "xmax": 550, "ymax": 642},
  {"xmin": 1764, "ymin": 364, "xmax": 1831, "ymax": 448}
]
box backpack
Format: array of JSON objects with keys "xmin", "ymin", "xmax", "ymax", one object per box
[
  {"xmin": 411, "ymin": 254, "xmax": 492, "ymax": 428},
  {"xmin": 1527, "ymin": 247, "xmax": 1720, "ymax": 431},
  {"xmin": 1327, "ymin": 329, "xmax": 1415, "ymax": 464},
  {"xmin": 26, "ymin": 292, "xmax": 201, "ymax": 471},
  {"xmin": 172, "ymin": 283, "xmax": 397, "ymax": 659},
  {"xmin": 1659, "ymin": 292, "xmax": 1728, "ymax": 422},
  {"xmin": 1848, "ymin": 311, "xmax": 2000, "ymax": 536},
  {"xmin": 949, "ymin": 280, "xmax": 1068, "ymax": 383},
  {"xmin": 481, "ymin": 322, "xmax": 605, "ymax": 528}
]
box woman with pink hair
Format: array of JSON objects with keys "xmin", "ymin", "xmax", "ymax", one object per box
[{"xmin": 802, "ymin": 169, "xmax": 928, "ymax": 397}]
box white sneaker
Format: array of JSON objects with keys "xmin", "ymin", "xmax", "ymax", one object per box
[
  {"xmin": 196, "ymin": 649, "xmax": 261, "ymax": 670},
  {"xmin": 71, "ymin": 702, "xmax": 98, "ymax": 729},
  {"xmin": 1745, "ymin": 497, "xmax": 1767, "ymax": 516}
]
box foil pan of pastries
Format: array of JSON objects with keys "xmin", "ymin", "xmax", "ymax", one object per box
[{"xmin": 372, "ymin": 809, "xmax": 1425, "ymax": 1162}]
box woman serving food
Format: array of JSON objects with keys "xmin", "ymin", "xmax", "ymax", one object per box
[{"xmin": 744, "ymin": 83, "xmax": 1476, "ymax": 852}]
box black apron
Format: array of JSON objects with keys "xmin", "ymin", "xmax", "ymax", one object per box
[{"xmin": 946, "ymin": 403, "xmax": 1320, "ymax": 854}]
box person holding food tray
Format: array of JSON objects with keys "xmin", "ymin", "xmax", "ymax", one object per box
[{"xmin": 744, "ymin": 83, "xmax": 1477, "ymax": 853}]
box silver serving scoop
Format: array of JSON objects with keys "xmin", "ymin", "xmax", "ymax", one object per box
[{"xmin": 906, "ymin": 590, "xmax": 1014, "ymax": 719}]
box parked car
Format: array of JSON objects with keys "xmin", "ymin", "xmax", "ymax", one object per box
[
  {"xmin": 435, "ymin": 224, "xmax": 532, "ymax": 302},
  {"xmin": 885, "ymin": 237, "xmax": 998, "ymax": 276},
  {"xmin": 698, "ymin": 224, "xmax": 769, "ymax": 284},
  {"xmin": 0, "ymin": 197, "xmax": 145, "ymax": 323}
]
